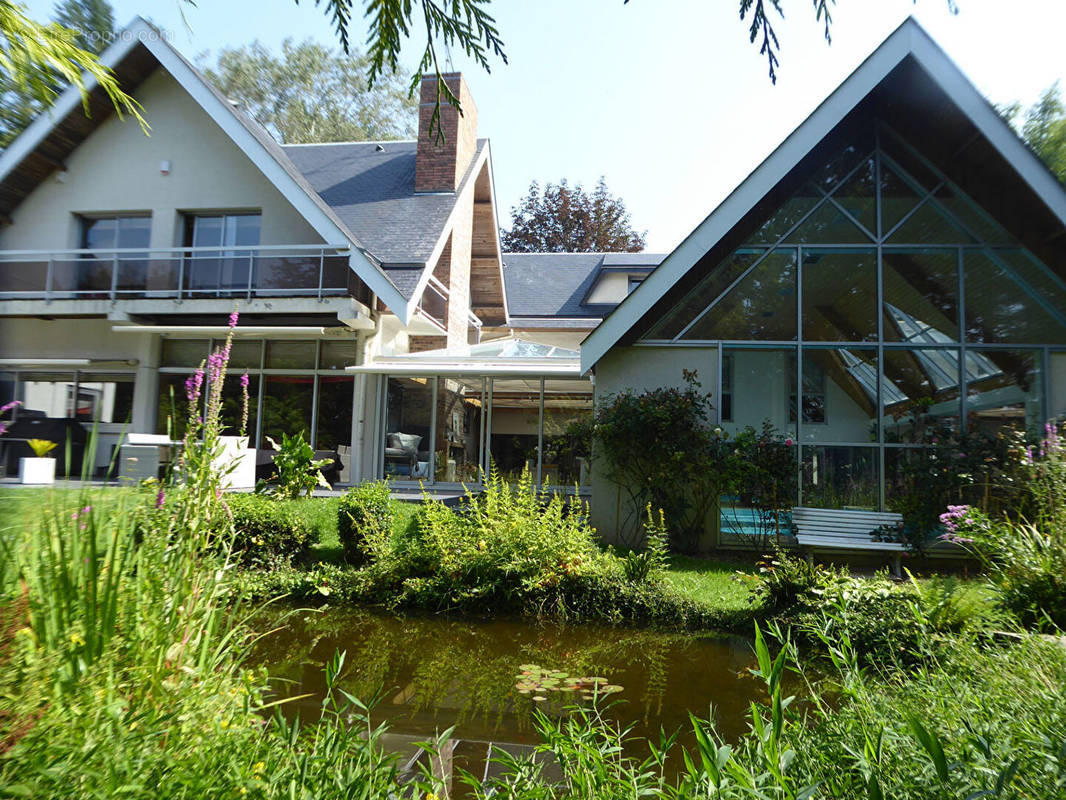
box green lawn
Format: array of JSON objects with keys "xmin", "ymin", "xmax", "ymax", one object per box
[
  {"xmin": 662, "ymin": 554, "xmax": 756, "ymax": 611},
  {"xmin": 308, "ymin": 496, "xmax": 421, "ymax": 563}
]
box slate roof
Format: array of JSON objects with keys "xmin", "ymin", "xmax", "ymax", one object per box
[
  {"xmin": 283, "ymin": 139, "xmax": 488, "ymax": 297},
  {"xmin": 501, "ymin": 252, "xmax": 666, "ymax": 318}
]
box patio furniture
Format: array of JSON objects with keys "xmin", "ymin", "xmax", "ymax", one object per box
[
  {"xmin": 119, "ymin": 433, "xmax": 178, "ymax": 483},
  {"xmin": 791, "ymin": 506, "xmax": 906, "ymax": 577},
  {"xmin": 384, "ymin": 432, "xmax": 426, "ymax": 478}
]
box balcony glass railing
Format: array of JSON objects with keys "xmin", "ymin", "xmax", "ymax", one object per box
[
  {"xmin": 417, "ymin": 277, "xmax": 449, "ymax": 329},
  {"xmin": 0, "ymin": 245, "xmax": 354, "ymax": 301}
]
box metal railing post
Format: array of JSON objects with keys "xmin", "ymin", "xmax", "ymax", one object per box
[
  {"xmin": 247, "ymin": 250, "xmax": 254, "ymax": 301},
  {"xmin": 45, "ymin": 256, "xmax": 54, "ymax": 304},
  {"xmin": 110, "ymin": 252, "xmax": 119, "ymax": 301},
  {"xmin": 176, "ymin": 253, "xmax": 184, "ymax": 303},
  {"xmin": 317, "ymin": 249, "xmax": 325, "ymax": 301}
]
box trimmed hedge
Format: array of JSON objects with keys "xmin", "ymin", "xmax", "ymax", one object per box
[
  {"xmin": 225, "ymin": 493, "xmax": 315, "ymax": 566},
  {"xmin": 337, "ymin": 481, "xmax": 393, "ymax": 564}
]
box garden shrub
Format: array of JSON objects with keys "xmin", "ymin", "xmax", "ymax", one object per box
[
  {"xmin": 591, "ymin": 370, "xmax": 795, "ymax": 553},
  {"xmin": 941, "ymin": 423, "xmax": 1066, "ymax": 629},
  {"xmin": 337, "ymin": 481, "xmax": 394, "ymax": 564},
  {"xmin": 226, "ymin": 493, "xmax": 315, "ymax": 566},
  {"xmin": 256, "ymin": 431, "xmax": 333, "ymax": 499},
  {"xmin": 234, "ymin": 471, "xmax": 752, "ymax": 629}
]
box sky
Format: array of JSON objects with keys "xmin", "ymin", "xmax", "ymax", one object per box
[{"xmin": 22, "ymin": 0, "xmax": 1066, "ymax": 251}]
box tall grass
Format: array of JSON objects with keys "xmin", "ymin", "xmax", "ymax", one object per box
[{"xmin": 0, "ymin": 321, "xmax": 441, "ymax": 798}]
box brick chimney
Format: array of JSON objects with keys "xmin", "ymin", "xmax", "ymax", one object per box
[{"xmin": 415, "ymin": 73, "xmax": 478, "ymax": 193}]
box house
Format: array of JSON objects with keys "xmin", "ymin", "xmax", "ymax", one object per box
[
  {"xmin": 0, "ymin": 17, "xmax": 612, "ymax": 489},
  {"xmin": 581, "ymin": 18, "xmax": 1066, "ymax": 545},
  {"xmin": 2, "ymin": 16, "xmax": 1065, "ymax": 549}
]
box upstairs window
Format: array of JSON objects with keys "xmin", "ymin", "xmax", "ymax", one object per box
[
  {"xmin": 182, "ymin": 213, "xmax": 262, "ymax": 293},
  {"xmin": 80, "ymin": 215, "xmax": 151, "ymax": 251},
  {"xmin": 183, "ymin": 213, "xmax": 262, "ymax": 250}
]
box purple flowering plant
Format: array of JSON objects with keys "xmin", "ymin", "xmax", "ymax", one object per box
[
  {"xmin": 937, "ymin": 504, "xmax": 991, "ymax": 546},
  {"xmin": 0, "ymin": 399, "xmax": 22, "ymax": 437}
]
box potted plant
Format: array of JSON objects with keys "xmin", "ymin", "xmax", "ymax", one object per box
[
  {"xmin": 215, "ymin": 369, "xmax": 256, "ymax": 489},
  {"xmin": 20, "ymin": 438, "xmax": 58, "ymax": 484}
]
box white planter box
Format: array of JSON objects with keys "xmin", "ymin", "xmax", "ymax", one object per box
[
  {"xmin": 19, "ymin": 457, "xmax": 56, "ymax": 485},
  {"xmin": 215, "ymin": 436, "xmax": 256, "ymax": 489}
]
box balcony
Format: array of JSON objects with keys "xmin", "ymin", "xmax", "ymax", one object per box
[{"xmin": 0, "ymin": 245, "xmax": 361, "ymax": 303}]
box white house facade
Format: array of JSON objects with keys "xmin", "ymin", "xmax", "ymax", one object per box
[{"xmin": 3, "ymin": 17, "xmax": 1066, "ymax": 549}]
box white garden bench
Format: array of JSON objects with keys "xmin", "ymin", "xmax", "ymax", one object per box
[{"xmin": 791, "ymin": 506, "xmax": 906, "ymax": 577}]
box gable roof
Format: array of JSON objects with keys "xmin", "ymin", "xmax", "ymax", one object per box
[
  {"xmin": 0, "ymin": 17, "xmax": 412, "ymax": 319},
  {"xmin": 284, "ymin": 137, "xmax": 491, "ymax": 300},
  {"xmin": 579, "ymin": 17, "xmax": 1066, "ymax": 373},
  {"xmin": 503, "ymin": 252, "xmax": 665, "ymax": 319}
]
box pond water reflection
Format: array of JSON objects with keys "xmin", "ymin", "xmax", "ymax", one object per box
[{"xmin": 250, "ymin": 607, "xmax": 777, "ymax": 755}]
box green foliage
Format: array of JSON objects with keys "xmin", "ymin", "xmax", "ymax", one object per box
[
  {"xmin": 501, "ymin": 177, "xmax": 647, "ymax": 253},
  {"xmin": 887, "ymin": 425, "xmax": 1026, "ymax": 545},
  {"xmin": 257, "ymin": 431, "xmax": 333, "ymax": 499},
  {"xmin": 1002, "ymin": 82, "xmax": 1066, "ymax": 183},
  {"xmin": 747, "ymin": 545, "xmax": 836, "ymax": 610},
  {"xmin": 948, "ymin": 424, "xmax": 1066, "ymax": 629},
  {"xmin": 591, "ymin": 370, "xmax": 725, "ymax": 551},
  {"xmin": 337, "ymin": 480, "xmax": 395, "ymax": 564},
  {"xmin": 235, "ymin": 472, "xmax": 742, "ymax": 629},
  {"xmin": 201, "ymin": 38, "xmax": 416, "ymax": 144},
  {"xmin": 748, "ymin": 549, "xmax": 994, "ymax": 665},
  {"xmin": 470, "ymin": 619, "xmax": 1066, "ymax": 800},
  {"xmin": 620, "ymin": 505, "xmax": 670, "ymax": 583},
  {"xmin": 52, "ymin": 0, "xmax": 114, "ymax": 53},
  {"xmin": 724, "ymin": 421, "xmax": 799, "ymax": 547},
  {"xmin": 0, "ymin": 493, "xmax": 430, "ymax": 797},
  {"xmin": 592, "ymin": 371, "xmax": 795, "ymax": 552},
  {"xmin": 0, "ymin": 0, "xmax": 141, "ymax": 149},
  {"xmin": 224, "ymin": 493, "xmax": 315, "ymax": 567}
]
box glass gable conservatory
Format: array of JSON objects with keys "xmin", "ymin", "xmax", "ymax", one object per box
[
  {"xmin": 642, "ymin": 123, "xmax": 1066, "ymax": 512},
  {"xmin": 357, "ymin": 338, "xmax": 593, "ymax": 489}
]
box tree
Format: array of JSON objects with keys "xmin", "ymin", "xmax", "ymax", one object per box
[
  {"xmin": 0, "ymin": 0, "xmax": 127, "ymax": 149},
  {"xmin": 52, "ymin": 0, "xmax": 114, "ymax": 53},
  {"xmin": 310, "ymin": 1, "xmax": 959, "ymax": 97},
  {"xmin": 502, "ymin": 177, "xmax": 646, "ymax": 253},
  {"xmin": 1001, "ymin": 83, "xmax": 1066, "ymax": 184},
  {"xmin": 201, "ymin": 39, "xmax": 415, "ymax": 144}
]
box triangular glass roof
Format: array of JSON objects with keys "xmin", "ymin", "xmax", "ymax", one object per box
[
  {"xmin": 642, "ymin": 121, "xmax": 1064, "ymax": 344},
  {"xmin": 348, "ymin": 337, "xmax": 584, "ymax": 376},
  {"xmin": 465, "ymin": 339, "xmax": 579, "ymax": 359}
]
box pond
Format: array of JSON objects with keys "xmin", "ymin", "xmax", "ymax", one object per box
[{"xmin": 250, "ymin": 608, "xmax": 790, "ymax": 785}]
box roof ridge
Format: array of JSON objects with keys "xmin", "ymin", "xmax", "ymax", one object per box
[{"xmin": 282, "ymin": 139, "xmax": 418, "ymax": 147}]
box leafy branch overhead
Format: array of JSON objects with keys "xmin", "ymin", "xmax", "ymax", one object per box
[
  {"xmin": 310, "ymin": 0, "xmax": 962, "ymax": 136},
  {"xmin": 0, "ymin": 0, "xmax": 144, "ymax": 148},
  {"xmin": 318, "ymin": 0, "xmax": 507, "ymax": 140}
]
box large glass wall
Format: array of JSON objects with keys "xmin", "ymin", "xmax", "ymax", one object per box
[
  {"xmin": 158, "ymin": 338, "xmax": 356, "ymax": 479},
  {"xmin": 379, "ymin": 372, "xmax": 593, "ymax": 489},
  {"xmin": 7, "ymin": 371, "xmax": 134, "ymax": 423},
  {"xmin": 642, "ymin": 122, "xmax": 1066, "ymax": 510}
]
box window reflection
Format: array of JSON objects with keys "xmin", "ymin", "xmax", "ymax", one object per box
[
  {"xmin": 802, "ymin": 445, "xmax": 879, "ymax": 510},
  {"xmin": 721, "ymin": 348, "xmax": 796, "ymax": 438},
  {"xmin": 801, "ymin": 249, "xmax": 876, "ymax": 341},
  {"xmin": 794, "ymin": 349, "xmax": 879, "ymax": 442},
  {"xmin": 965, "ymin": 250, "xmax": 1066, "ymax": 344},
  {"xmin": 882, "ymin": 249, "xmax": 958, "ymax": 343},
  {"xmin": 882, "ymin": 349, "xmax": 962, "ymax": 443},
  {"xmin": 261, "ymin": 375, "xmax": 314, "ymax": 447},
  {"xmin": 966, "ymin": 349, "xmax": 1042, "ymax": 436},
  {"xmin": 680, "ymin": 250, "xmax": 798, "ymax": 341}
]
